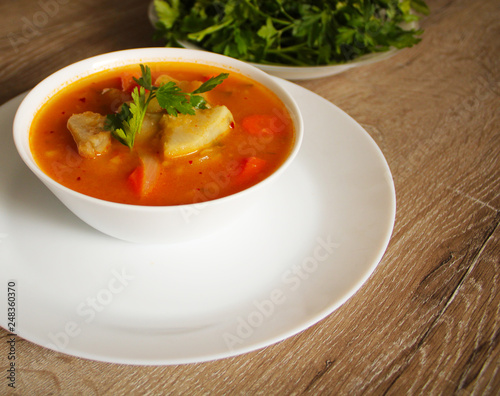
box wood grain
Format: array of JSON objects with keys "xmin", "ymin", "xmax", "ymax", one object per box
[
  {"xmin": 0, "ymin": 0, "xmax": 155, "ymax": 106},
  {"xmin": 0, "ymin": 0, "xmax": 499, "ymax": 394}
]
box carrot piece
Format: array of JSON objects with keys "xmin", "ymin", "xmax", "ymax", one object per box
[
  {"xmin": 127, "ymin": 165, "xmax": 144, "ymax": 195},
  {"xmin": 127, "ymin": 154, "xmax": 161, "ymax": 196},
  {"xmin": 241, "ymin": 114, "xmax": 286, "ymax": 135},
  {"xmin": 237, "ymin": 157, "xmax": 266, "ymax": 183},
  {"xmin": 201, "ymin": 74, "xmax": 216, "ymax": 82},
  {"xmin": 121, "ymin": 72, "xmax": 141, "ymax": 93}
]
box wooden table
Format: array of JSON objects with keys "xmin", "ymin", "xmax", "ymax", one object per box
[{"xmin": 1, "ymin": 0, "xmax": 499, "ymax": 394}]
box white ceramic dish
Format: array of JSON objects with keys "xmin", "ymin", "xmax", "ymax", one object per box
[
  {"xmin": 0, "ymin": 79, "xmax": 395, "ymax": 365},
  {"xmin": 12, "ymin": 48, "xmax": 303, "ymax": 244},
  {"xmin": 180, "ymin": 40, "xmax": 400, "ymax": 80}
]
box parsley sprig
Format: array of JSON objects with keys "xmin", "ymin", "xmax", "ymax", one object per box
[
  {"xmin": 153, "ymin": 0, "xmax": 430, "ymax": 66},
  {"xmin": 104, "ymin": 64, "xmax": 228, "ymax": 148}
]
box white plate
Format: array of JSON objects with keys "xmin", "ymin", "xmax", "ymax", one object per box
[
  {"xmin": 0, "ymin": 79, "xmax": 395, "ymax": 365},
  {"xmin": 178, "ymin": 40, "xmax": 400, "ymax": 81}
]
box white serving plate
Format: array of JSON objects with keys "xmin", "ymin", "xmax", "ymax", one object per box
[
  {"xmin": 178, "ymin": 40, "xmax": 400, "ymax": 81},
  {"xmin": 0, "ymin": 79, "xmax": 395, "ymax": 365}
]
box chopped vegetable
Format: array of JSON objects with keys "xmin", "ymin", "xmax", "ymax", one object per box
[
  {"xmin": 161, "ymin": 105, "xmax": 234, "ymax": 158},
  {"xmin": 241, "ymin": 114, "xmax": 287, "ymax": 135},
  {"xmin": 237, "ymin": 157, "xmax": 267, "ymax": 183},
  {"xmin": 104, "ymin": 64, "xmax": 229, "ymax": 149},
  {"xmin": 128, "ymin": 153, "xmax": 161, "ymax": 196},
  {"xmin": 153, "ymin": 0, "xmax": 429, "ymax": 66},
  {"xmin": 127, "ymin": 165, "xmax": 144, "ymax": 195},
  {"xmin": 120, "ymin": 72, "xmax": 141, "ymax": 92},
  {"xmin": 67, "ymin": 111, "xmax": 111, "ymax": 158}
]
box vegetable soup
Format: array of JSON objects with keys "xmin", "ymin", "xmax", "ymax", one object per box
[{"xmin": 29, "ymin": 62, "xmax": 296, "ymax": 206}]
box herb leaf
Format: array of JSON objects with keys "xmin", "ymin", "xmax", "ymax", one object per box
[
  {"xmin": 133, "ymin": 64, "xmax": 155, "ymax": 91},
  {"xmin": 189, "ymin": 95, "xmax": 208, "ymax": 110},
  {"xmin": 156, "ymin": 72, "xmax": 228, "ymax": 116},
  {"xmin": 104, "ymin": 64, "xmax": 229, "ymax": 148},
  {"xmin": 192, "ymin": 72, "xmax": 229, "ymax": 94},
  {"xmin": 105, "ymin": 86, "xmax": 150, "ymax": 149},
  {"xmin": 153, "ymin": 0, "xmax": 430, "ymax": 66},
  {"xmin": 126, "ymin": 86, "xmax": 150, "ymax": 145},
  {"xmin": 153, "ymin": 0, "xmax": 180, "ymax": 30},
  {"xmin": 156, "ymin": 81, "xmax": 195, "ymax": 116}
]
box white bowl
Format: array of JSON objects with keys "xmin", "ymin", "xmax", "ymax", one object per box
[{"xmin": 13, "ymin": 48, "xmax": 303, "ymax": 244}]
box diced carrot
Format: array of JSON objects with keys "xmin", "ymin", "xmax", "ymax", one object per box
[
  {"xmin": 201, "ymin": 74, "xmax": 216, "ymax": 82},
  {"xmin": 127, "ymin": 165, "xmax": 144, "ymax": 195},
  {"xmin": 241, "ymin": 114, "xmax": 287, "ymax": 136},
  {"xmin": 237, "ymin": 157, "xmax": 266, "ymax": 183},
  {"xmin": 127, "ymin": 154, "xmax": 161, "ymax": 196},
  {"xmin": 121, "ymin": 72, "xmax": 141, "ymax": 93}
]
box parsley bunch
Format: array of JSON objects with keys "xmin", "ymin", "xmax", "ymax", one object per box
[
  {"xmin": 153, "ymin": 0, "xmax": 429, "ymax": 66},
  {"xmin": 104, "ymin": 64, "xmax": 228, "ymax": 148}
]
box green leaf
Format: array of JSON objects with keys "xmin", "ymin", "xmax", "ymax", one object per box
[
  {"xmin": 154, "ymin": 0, "xmax": 181, "ymax": 29},
  {"xmin": 153, "ymin": 0, "xmax": 429, "ymax": 66},
  {"xmin": 234, "ymin": 28, "xmax": 249, "ymax": 56},
  {"xmin": 155, "ymin": 81, "xmax": 192, "ymax": 116},
  {"xmin": 192, "ymin": 73, "xmax": 229, "ymax": 94},
  {"xmin": 410, "ymin": 0, "xmax": 430, "ymax": 15},
  {"xmin": 105, "ymin": 86, "xmax": 150, "ymax": 149},
  {"xmin": 105, "ymin": 103, "xmax": 131, "ymax": 133},
  {"xmin": 187, "ymin": 18, "xmax": 234, "ymax": 42},
  {"xmin": 257, "ymin": 17, "xmax": 278, "ymax": 45},
  {"xmin": 133, "ymin": 64, "xmax": 154, "ymax": 91},
  {"xmin": 127, "ymin": 87, "xmax": 149, "ymax": 139},
  {"xmin": 189, "ymin": 95, "xmax": 208, "ymax": 110},
  {"xmin": 105, "ymin": 65, "xmax": 229, "ymax": 147},
  {"xmin": 105, "ymin": 103, "xmax": 133, "ymax": 147}
]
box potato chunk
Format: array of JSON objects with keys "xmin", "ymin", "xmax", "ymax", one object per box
[
  {"xmin": 67, "ymin": 112, "xmax": 111, "ymax": 159},
  {"xmin": 160, "ymin": 106, "xmax": 234, "ymax": 158},
  {"xmin": 101, "ymin": 88, "xmax": 130, "ymax": 112},
  {"xmin": 154, "ymin": 74, "xmax": 178, "ymax": 86},
  {"xmin": 134, "ymin": 113, "xmax": 162, "ymax": 148}
]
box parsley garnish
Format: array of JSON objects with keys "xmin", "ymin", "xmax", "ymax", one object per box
[
  {"xmin": 104, "ymin": 65, "xmax": 228, "ymax": 148},
  {"xmin": 153, "ymin": 0, "xmax": 430, "ymax": 66},
  {"xmin": 105, "ymin": 87, "xmax": 149, "ymax": 149}
]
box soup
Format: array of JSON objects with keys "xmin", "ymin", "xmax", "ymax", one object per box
[{"xmin": 29, "ymin": 62, "xmax": 296, "ymax": 206}]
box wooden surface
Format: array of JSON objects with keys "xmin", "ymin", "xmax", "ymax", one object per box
[{"xmin": 1, "ymin": 0, "xmax": 499, "ymax": 394}]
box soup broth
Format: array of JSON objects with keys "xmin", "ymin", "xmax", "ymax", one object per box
[{"xmin": 30, "ymin": 62, "xmax": 295, "ymax": 206}]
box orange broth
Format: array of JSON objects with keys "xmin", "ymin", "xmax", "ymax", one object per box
[{"xmin": 29, "ymin": 62, "xmax": 295, "ymax": 206}]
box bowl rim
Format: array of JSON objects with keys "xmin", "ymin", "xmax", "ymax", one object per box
[{"xmin": 13, "ymin": 47, "xmax": 304, "ymax": 212}]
